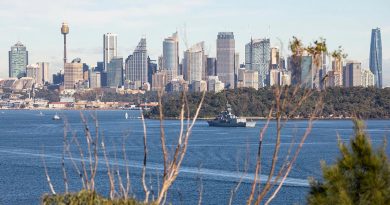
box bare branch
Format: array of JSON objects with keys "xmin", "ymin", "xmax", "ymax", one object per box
[
  {"xmin": 41, "ymin": 147, "xmax": 56, "ymax": 194},
  {"xmin": 140, "ymin": 109, "xmax": 150, "ymax": 203}
]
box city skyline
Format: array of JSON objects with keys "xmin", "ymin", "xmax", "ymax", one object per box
[{"xmin": 0, "ymin": 0, "xmax": 389, "ymax": 85}]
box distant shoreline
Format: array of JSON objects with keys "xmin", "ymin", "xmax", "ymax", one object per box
[{"xmin": 1, "ymin": 108, "xmax": 390, "ymax": 120}]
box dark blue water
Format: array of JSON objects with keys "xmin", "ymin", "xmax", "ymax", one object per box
[{"xmin": 0, "ymin": 110, "xmax": 389, "ymax": 205}]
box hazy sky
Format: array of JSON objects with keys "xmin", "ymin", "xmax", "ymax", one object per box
[{"xmin": 0, "ymin": 0, "xmax": 389, "ymax": 85}]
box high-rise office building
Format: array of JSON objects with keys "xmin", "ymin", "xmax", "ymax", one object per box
[
  {"xmin": 237, "ymin": 68, "xmax": 259, "ymax": 90},
  {"xmin": 103, "ymin": 33, "xmax": 118, "ymax": 71},
  {"xmin": 183, "ymin": 42, "xmax": 205, "ymax": 84},
  {"xmin": 361, "ymin": 69, "xmax": 375, "ymax": 87},
  {"xmin": 245, "ymin": 38, "xmax": 270, "ymax": 87},
  {"xmin": 89, "ymin": 70, "xmax": 101, "ymax": 89},
  {"xmin": 147, "ymin": 57, "xmax": 158, "ymax": 87},
  {"xmin": 107, "ymin": 57, "xmax": 123, "ymax": 88},
  {"xmin": 125, "ymin": 38, "xmax": 148, "ymax": 88},
  {"xmin": 369, "ymin": 28, "xmax": 382, "ymax": 88},
  {"xmin": 344, "ymin": 61, "xmax": 362, "ymax": 87},
  {"xmin": 206, "ymin": 57, "xmax": 217, "ymax": 76},
  {"xmin": 26, "ymin": 62, "xmax": 49, "ymax": 86},
  {"xmin": 216, "ymin": 32, "xmax": 235, "ymax": 89},
  {"xmin": 64, "ymin": 59, "xmax": 83, "ymax": 90},
  {"xmin": 270, "ymin": 47, "xmax": 280, "ymax": 69},
  {"xmin": 207, "ymin": 76, "xmax": 225, "ymax": 93},
  {"xmin": 301, "ymin": 56, "xmax": 313, "ymax": 89},
  {"xmin": 163, "ymin": 32, "xmax": 179, "ymax": 82},
  {"xmin": 9, "ymin": 42, "xmax": 28, "ymax": 78},
  {"xmin": 152, "ymin": 70, "xmax": 167, "ymax": 92}
]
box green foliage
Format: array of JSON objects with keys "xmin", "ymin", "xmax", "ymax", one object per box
[
  {"xmin": 74, "ymin": 90, "xmax": 159, "ymax": 104},
  {"xmin": 145, "ymin": 87, "xmax": 390, "ymax": 119},
  {"xmin": 42, "ymin": 190, "xmax": 150, "ymax": 205},
  {"xmin": 307, "ymin": 120, "xmax": 390, "ymax": 205},
  {"xmin": 35, "ymin": 89, "xmax": 60, "ymax": 102}
]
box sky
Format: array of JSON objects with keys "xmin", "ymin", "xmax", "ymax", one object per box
[{"xmin": 0, "ymin": 0, "xmax": 389, "ymax": 85}]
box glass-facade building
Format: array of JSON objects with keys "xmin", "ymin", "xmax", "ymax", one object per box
[
  {"xmin": 107, "ymin": 57, "xmax": 123, "ymax": 88},
  {"xmin": 369, "ymin": 28, "xmax": 382, "ymax": 88},
  {"xmin": 163, "ymin": 32, "xmax": 179, "ymax": 82},
  {"xmin": 9, "ymin": 42, "xmax": 28, "ymax": 78},
  {"xmin": 245, "ymin": 38, "xmax": 270, "ymax": 87},
  {"xmin": 125, "ymin": 38, "xmax": 148, "ymax": 86}
]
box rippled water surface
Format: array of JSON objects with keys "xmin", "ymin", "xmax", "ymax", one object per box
[{"xmin": 0, "ymin": 110, "xmax": 389, "ymax": 204}]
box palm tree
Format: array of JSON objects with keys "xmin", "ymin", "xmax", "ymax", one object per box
[
  {"xmin": 331, "ymin": 46, "xmax": 348, "ymax": 86},
  {"xmin": 306, "ymin": 38, "xmax": 327, "ymax": 89}
]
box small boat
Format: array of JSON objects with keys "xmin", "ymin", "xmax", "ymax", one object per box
[
  {"xmin": 39, "ymin": 111, "xmax": 44, "ymax": 116},
  {"xmin": 52, "ymin": 113, "xmax": 61, "ymax": 120},
  {"xmin": 207, "ymin": 104, "xmax": 256, "ymax": 128},
  {"xmin": 125, "ymin": 112, "xmax": 129, "ymax": 119}
]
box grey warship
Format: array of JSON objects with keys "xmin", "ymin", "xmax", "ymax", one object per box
[{"xmin": 207, "ymin": 104, "xmax": 256, "ymax": 128}]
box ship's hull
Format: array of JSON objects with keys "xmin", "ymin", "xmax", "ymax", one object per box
[{"xmin": 207, "ymin": 120, "xmax": 256, "ymax": 128}]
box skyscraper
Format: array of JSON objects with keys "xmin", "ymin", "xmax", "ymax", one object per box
[
  {"xmin": 26, "ymin": 62, "xmax": 49, "ymax": 86},
  {"xmin": 9, "ymin": 41, "xmax": 28, "ymax": 78},
  {"xmin": 369, "ymin": 28, "xmax": 382, "ymax": 88},
  {"xmin": 103, "ymin": 33, "xmax": 118, "ymax": 71},
  {"xmin": 125, "ymin": 38, "xmax": 148, "ymax": 88},
  {"xmin": 163, "ymin": 32, "xmax": 179, "ymax": 82},
  {"xmin": 216, "ymin": 32, "xmax": 235, "ymax": 89},
  {"xmin": 64, "ymin": 58, "xmax": 83, "ymax": 90},
  {"xmin": 245, "ymin": 38, "xmax": 270, "ymax": 87},
  {"xmin": 344, "ymin": 61, "xmax": 362, "ymax": 87},
  {"xmin": 183, "ymin": 42, "xmax": 205, "ymax": 84},
  {"xmin": 107, "ymin": 57, "xmax": 123, "ymax": 88},
  {"xmin": 148, "ymin": 57, "xmax": 158, "ymax": 87},
  {"xmin": 206, "ymin": 57, "xmax": 217, "ymax": 76}
]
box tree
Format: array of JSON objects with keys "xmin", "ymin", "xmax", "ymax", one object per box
[{"xmin": 307, "ymin": 120, "xmax": 390, "ymax": 205}]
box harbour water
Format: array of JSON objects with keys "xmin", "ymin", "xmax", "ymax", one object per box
[{"xmin": 0, "ymin": 110, "xmax": 389, "ymax": 204}]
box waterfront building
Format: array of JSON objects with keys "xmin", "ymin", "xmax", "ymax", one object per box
[
  {"xmin": 369, "ymin": 28, "xmax": 382, "ymax": 88},
  {"xmin": 107, "ymin": 57, "xmax": 123, "ymax": 88},
  {"xmin": 163, "ymin": 32, "xmax": 179, "ymax": 82},
  {"xmin": 64, "ymin": 59, "xmax": 83, "ymax": 90},
  {"xmin": 344, "ymin": 61, "xmax": 362, "ymax": 87},
  {"xmin": 9, "ymin": 42, "xmax": 28, "ymax": 78},
  {"xmin": 183, "ymin": 42, "xmax": 205, "ymax": 84},
  {"xmin": 125, "ymin": 38, "xmax": 148, "ymax": 87},
  {"xmin": 103, "ymin": 33, "xmax": 118, "ymax": 71},
  {"xmin": 207, "ymin": 76, "xmax": 225, "ymax": 93},
  {"xmin": 237, "ymin": 68, "xmax": 259, "ymax": 90},
  {"xmin": 361, "ymin": 69, "xmax": 375, "ymax": 87},
  {"xmin": 245, "ymin": 38, "xmax": 270, "ymax": 87},
  {"xmin": 216, "ymin": 32, "xmax": 235, "ymax": 89}
]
